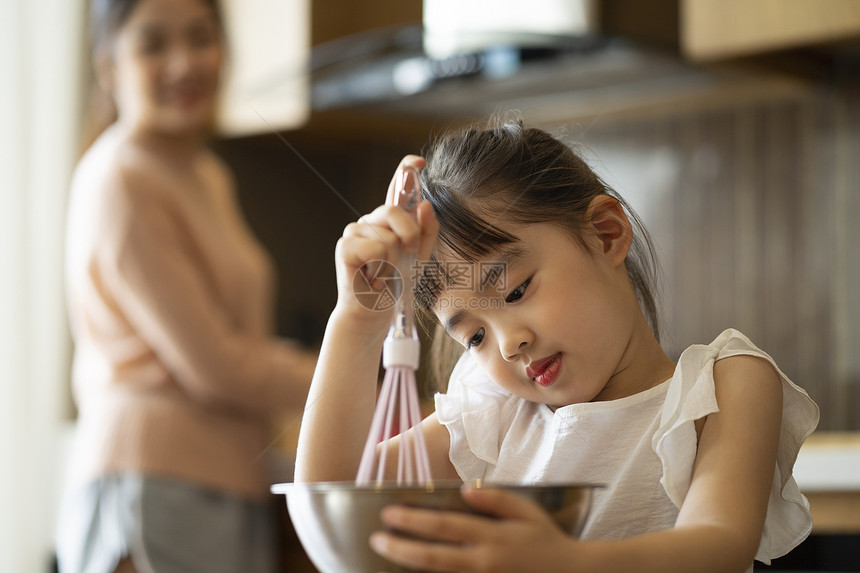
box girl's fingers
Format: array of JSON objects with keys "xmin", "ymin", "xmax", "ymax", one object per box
[
  {"xmin": 336, "ymin": 157, "xmax": 437, "ymax": 307},
  {"xmin": 375, "ymin": 489, "xmax": 557, "ymax": 547},
  {"xmin": 378, "ymin": 504, "xmax": 491, "ymax": 545},
  {"xmin": 371, "ymin": 490, "xmax": 569, "ymax": 573},
  {"xmin": 359, "ymin": 205, "xmax": 423, "ymax": 254},
  {"xmin": 375, "ymin": 488, "xmax": 552, "ymax": 536},
  {"xmin": 370, "ymin": 529, "xmax": 471, "ymax": 573},
  {"xmin": 340, "ymin": 223, "xmax": 398, "ymax": 265},
  {"xmin": 461, "ymin": 486, "xmax": 554, "ymax": 522},
  {"xmin": 338, "ymin": 237, "xmax": 387, "ymax": 277}
]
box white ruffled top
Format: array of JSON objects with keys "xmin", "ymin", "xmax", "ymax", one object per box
[{"xmin": 434, "ymin": 329, "xmax": 820, "ymax": 566}]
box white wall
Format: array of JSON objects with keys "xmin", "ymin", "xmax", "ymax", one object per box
[{"xmin": 0, "ymin": 0, "xmax": 85, "ymax": 571}]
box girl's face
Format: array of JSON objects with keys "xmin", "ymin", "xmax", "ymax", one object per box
[
  {"xmin": 433, "ymin": 222, "xmax": 643, "ymax": 408},
  {"xmin": 106, "ymin": 0, "xmax": 223, "ymax": 135}
]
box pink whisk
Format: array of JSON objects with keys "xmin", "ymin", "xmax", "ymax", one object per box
[{"xmin": 355, "ymin": 166, "xmax": 433, "ymax": 486}]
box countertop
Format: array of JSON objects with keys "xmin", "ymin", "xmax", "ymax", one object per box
[{"xmin": 793, "ymin": 432, "xmax": 860, "ymax": 533}]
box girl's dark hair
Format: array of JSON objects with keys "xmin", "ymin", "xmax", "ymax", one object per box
[
  {"xmin": 417, "ymin": 117, "xmax": 662, "ymax": 391},
  {"xmin": 81, "ymin": 0, "xmax": 224, "ymax": 152}
]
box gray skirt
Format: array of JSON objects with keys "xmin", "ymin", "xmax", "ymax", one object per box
[{"xmin": 56, "ymin": 475, "xmax": 279, "ymax": 573}]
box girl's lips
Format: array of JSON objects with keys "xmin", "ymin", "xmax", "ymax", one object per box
[{"xmin": 527, "ymin": 354, "xmax": 562, "ymax": 387}]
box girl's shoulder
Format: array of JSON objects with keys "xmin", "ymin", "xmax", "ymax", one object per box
[
  {"xmin": 656, "ymin": 329, "xmax": 820, "ymax": 562},
  {"xmin": 670, "ymin": 328, "xmax": 808, "ymax": 394},
  {"xmin": 661, "ymin": 328, "xmax": 818, "ymax": 442}
]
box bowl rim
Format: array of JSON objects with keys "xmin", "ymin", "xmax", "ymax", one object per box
[{"xmin": 271, "ymin": 481, "xmax": 604, "ymax": 495}]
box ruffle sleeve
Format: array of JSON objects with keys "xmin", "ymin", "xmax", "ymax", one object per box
[
  {"xmin": 652, "ymin": 329, "xmax": 820, "ymax": 564},
  {"xmin": 434, "ymin": 352, "xmax": 512, "ymax": 481}
]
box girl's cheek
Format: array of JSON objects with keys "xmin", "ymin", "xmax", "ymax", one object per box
[{"xmin": 482, "ymin": 357, "xmax": 511, "ymax": 385}]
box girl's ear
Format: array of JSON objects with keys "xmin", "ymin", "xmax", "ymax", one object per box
[{"xmin": 586, "ymin": 195, "xmax": 633, "ymax": 267}]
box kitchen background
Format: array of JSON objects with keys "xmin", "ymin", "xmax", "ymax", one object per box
[{"xmin": 1, "ymin": 0, "xmax": 858, "ymax": 571}]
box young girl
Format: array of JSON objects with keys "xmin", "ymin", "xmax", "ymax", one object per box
[{"xmin": 295, "ymin": 120, "xmax": 819, "ymax": 572}]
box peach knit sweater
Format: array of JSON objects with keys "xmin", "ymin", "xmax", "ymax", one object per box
[{"xmin": 65, "ymin": 126, "xmax": 306, "ymax": 500}]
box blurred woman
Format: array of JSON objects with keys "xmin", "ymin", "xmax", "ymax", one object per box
[{"xmin": 56, "ymin": 1, "xmax": 317, "ymax": 572}]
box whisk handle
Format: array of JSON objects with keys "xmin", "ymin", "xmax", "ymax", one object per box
[
  {"xmin": 392, "ymin": 165, "xmax": 422, "ymax": 216},
  {"xmin": 383, "ymin": 336, "xmax": 420, "ymax": 369}
]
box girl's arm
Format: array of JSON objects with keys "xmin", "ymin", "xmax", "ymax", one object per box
[
  {"xmin": 578, "ymin": 354, "xmax": 783, "ymax": 572},
  {"xmin": 294, "ymin": 156, "xmax": 457, "ymax": 483},
  {"xmin": 370, "ymin": 354, "xmax": 783, "ymax": 572}
]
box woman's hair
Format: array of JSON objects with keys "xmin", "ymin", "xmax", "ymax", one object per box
[
  {"xmin": 80, "ymin": 0, "xmax": 225, "ymax": 151},
  {"xmin": 416, "ymin": 117, "xmax": 662, "ymax": 391},
  {"xmin": 89, "ymin": 0, "xmax": 224, "ymax": 55}
]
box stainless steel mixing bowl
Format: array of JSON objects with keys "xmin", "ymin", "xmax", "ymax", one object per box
[{"xmin": 272, "ymin": 481, "xmax": 598, "ymax": 573}]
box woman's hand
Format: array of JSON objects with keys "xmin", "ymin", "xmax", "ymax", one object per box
[
  {"xmin": 333, "ymin": 155, "xmax": 438, "ymax": 327},
  {"xmin": 369, "ymin": 485, "xmax": 579, "ymax": 573}
]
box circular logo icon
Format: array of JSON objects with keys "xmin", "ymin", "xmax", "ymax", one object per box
[{"xmin": 352, "ymin": 260, "xmax": 403, "ymax": 311}]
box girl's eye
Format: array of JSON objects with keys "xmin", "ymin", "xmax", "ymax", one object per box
[
  {"xmin": 505, "ymin": 278, "xmax": 531, "ymax": 304},
  {"xmin": 467, "ymin": 328, "xmax": 485, "ymax": 350}
]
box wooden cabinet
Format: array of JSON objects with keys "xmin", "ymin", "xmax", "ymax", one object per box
[
  {"xmin": 603, "ymin": 0, "xmax": 860, "ymax": 61},
  {"xmin": 215, "ymin": 0, "xmax": 424, "ymax": 136},
  {"xmin": 682, "ymin": 0, "xmax": 860, "ymax": 61},
  {"xmin": 310, "ymin": 0, "xmax": 421, "ymax": 46},
  {"xmin": 216, "ymin": 0, "xmax": 311, "ymax": 136},
  {"xmin": 795, "ymin": 433, "xmax": 860, "ymax": 533}
]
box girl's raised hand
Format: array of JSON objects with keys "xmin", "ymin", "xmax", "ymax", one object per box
[
  {"xmin": 369, "ymin": 486, "xmax": 579, "ymax": 573},
  {"xmin": 333, "ymin": 155, "xmax": 438, "ymax": 326}
]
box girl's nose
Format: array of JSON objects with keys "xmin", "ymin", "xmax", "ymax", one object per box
[{"xmin": 498, "ymin": 324, "xmax": 533, "ymax": 362}]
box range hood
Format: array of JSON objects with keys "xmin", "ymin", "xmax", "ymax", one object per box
[
  {"xmin": 422, "ymin": 0, "xmax": 598, "ymax": 59},
  {"xmin": 229, "ymin": 0, "xmax": 860, "ymax": 134},
  {"xmin": 308, "ymin": 29, "xmax": 807, "ymax": 127},
  {"xmin": 310, "ymin": 0, "xmax": 607, "ymax": 112}
]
